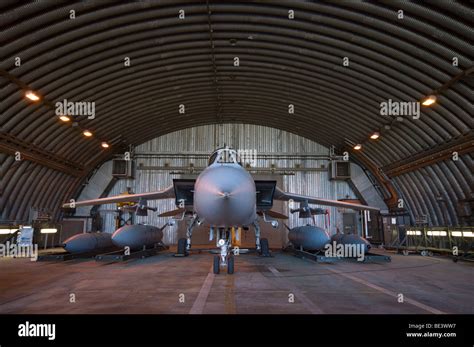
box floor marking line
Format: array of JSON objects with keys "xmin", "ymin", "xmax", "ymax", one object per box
[
  {"xmin": 267, "ymin": 265, "xmax": 324, "ymax": 314},
  {"xmin": 224, "ymin": 275, "xmax": 237, "ymax": 314},
  {"xmin": 189, "ymin": 266, "xmax": 215, "ymax": 314},
  {"xmin": 325, "ymin": 267, "xmax": 445, "ymax": 314}
]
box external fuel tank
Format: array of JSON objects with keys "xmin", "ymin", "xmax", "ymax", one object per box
[
  {"xmin": 111, "ymin": 224, "xmax": 163, "ymax": 251},
  {"xmin": 63, "ymin": 232, "xmax": 114, "ymax": 253},
  {"xmin": 330, "ymin": 232, "xmax": 371, "ymax": 254},
  {"xmin": 288, "ymin": 225, "xmax": 331, "ymax": 251}
]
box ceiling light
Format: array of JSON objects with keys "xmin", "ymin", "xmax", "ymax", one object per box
[
  {"xmin": 353, "ymin": 144, "xmax": 362, "ymax": 150},
  {"xmin": 83, "ymin": 130, "xmax": 93, "ymax": 137},
  {"xmin": 427, "ymin": 230, "xmax": 447, "ymax": 236},
  {"xmin": 407, "ymin": 230, "xmax": 421, "ymax": 236},
  {"xmin": 59, "ymin": 115, "xmax": 71, "ymax": 122},
  {"xmin": 0, "ymin": 228, "xmax": 18, "ymax": 235},
  {"xmin": 40, "ymin": 228, "xmax": 57, "ymax": 234},
  {"xmin": 101, "ymin": 142, "xmax": 110, "ymax": 148},
  {"xmin": 370, "ymin": 132, "xmax": 380, "ymax": 140},
  {"xmin": 421, "ymin": 95, "xmax": 437, "ymax": 106},
  {"xmin": 25, "ymin": 91, "xmax": 40, "ymax": 101}
]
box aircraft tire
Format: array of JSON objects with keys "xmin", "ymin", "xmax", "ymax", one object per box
[
  {"xmin": 213, "ymin": 255, "xmax": 220, "ymax": 274},
  {"xmin": 260, "ymin": 238, "xmax": 270, "ymax": 256},
  {"xmin": 177, "ymin": 238, "xmax": 187, "ymax": 255},
  {"xmin": 227, "ymin": 256, "xmax": 234, "ymax": 274}
]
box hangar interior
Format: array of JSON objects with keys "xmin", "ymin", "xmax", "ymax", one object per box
[
  {"xmin": 0, "ymin": 1, "xmax": 473, "ymax": 314},
  {"xmin": 69, "ymin": 124, "xmax": 378, "ymax": 248}
]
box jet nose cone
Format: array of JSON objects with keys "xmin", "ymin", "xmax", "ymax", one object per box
[
  {"xmin": 219, "ymin": 191, "xmax": 231, "ymax": 199},
  {"xmin": 194, "ymin": 165, "xmax": 256, "ymax": 226}
]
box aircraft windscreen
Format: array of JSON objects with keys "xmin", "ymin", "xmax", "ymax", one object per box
[
  {"xmin": 208, "ymin": 152, "xmax": 218, "ymax": 166},
  {"xmin": 208, "ymin": 149, "xmax": 242, "ymax": 165}
]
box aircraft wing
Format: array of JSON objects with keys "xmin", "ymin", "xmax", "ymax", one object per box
[
  {"xmin": 62, "ymin": 186, "xmax": 175, "ymax": 208},
  {"xmin": 273, "ymin": 187, "xmax": 380, "ymax": 212}
]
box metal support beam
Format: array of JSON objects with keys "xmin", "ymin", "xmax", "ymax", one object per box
[
  {"xmin": 349, "ymin": 150, "xmax": 400, "ymax": 211},
  {"xmin": 382, "ymin": 131, "xmax": 474, "ymax": 177},
  {"xmin": 136, "ymin": 164, "xmax": 326, "ymax": 175},
  {"xmin": 0, "ymin": 69, "xmax": 120, "ymax": 151},
  {"xmin": 134, "ymin": 151, "xmax": 332, "ymax": 159},
  {"xmin": 0, "ymin": 131, "xmax": 119, "ymax": 180},
  {"xmin": 433, "ymin": 66, "xmax": 474, "ymax": 94},
  {"xmin": 344, "ymin": 67, "xmax": 474, "ymax": 152},
  {"xmin": 206, "ymin": 0, "xmax": 222, "ymax": 124},
  {"xmin": 0, "ymin": 131, "xmax": 85, "ymax": 176}
]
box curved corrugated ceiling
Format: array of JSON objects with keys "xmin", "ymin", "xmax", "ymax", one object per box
[{"xmin": 1, "ymin": 1, "xmax": 472, "ymax": 225}]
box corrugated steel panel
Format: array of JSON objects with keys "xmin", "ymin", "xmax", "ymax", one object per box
[{"xmin": 1, "ymin": 1, "xmax": 471, "ymax": 228}]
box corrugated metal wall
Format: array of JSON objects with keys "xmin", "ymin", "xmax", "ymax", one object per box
[
  {"xmin": 1, "ymin": 1, "xmax": 471, "ymax": 229},
  {"xmin": 0, "ymin": 152, "xmax": 79, "ymax": 224},
  {"xmin": 94, "ymin": 124, "xmax": 356, "ymax": 244}
]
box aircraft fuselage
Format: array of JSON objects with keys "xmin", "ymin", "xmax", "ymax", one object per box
[{"xmin": 194, "ymin": 163, "xmax": 256, "ymax": 228}]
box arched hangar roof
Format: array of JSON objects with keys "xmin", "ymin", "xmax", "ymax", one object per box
[{"xmin": 0, "ymin": 1, "xmax": 472, "ymax": 225}]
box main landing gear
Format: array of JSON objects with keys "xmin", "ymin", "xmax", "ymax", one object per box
[
  {"xmin": 253, "ymin": 219, "xmax": 271, "ymax": 257},
  {"xmin": 175, "ymin": 218, "xmax": 273, "ymax": 274},
  {"xmin": 259, "ymin": 238, "xmax": 271, "ymax": 257},
  {"xmin": 175, "ymin": 237, "xmax": 188, "ymax": 257},
  {"xmin": 174, "ymin": 214, "xmax": 199, "ymax": 257}
]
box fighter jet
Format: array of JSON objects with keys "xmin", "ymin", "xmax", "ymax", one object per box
[{"xmin": 63, "ymin": 147, "xmax": 379, "ymax": 274}]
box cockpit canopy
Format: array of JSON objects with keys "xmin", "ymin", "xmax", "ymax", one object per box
[{"xmin": 208, "ymin": 147, "xmax": 242, "ymax": 166}]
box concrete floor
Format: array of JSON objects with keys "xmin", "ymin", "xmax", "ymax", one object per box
[{"xmin": 0, "ymin": 248, "xmax": 472, "ymax": 314}]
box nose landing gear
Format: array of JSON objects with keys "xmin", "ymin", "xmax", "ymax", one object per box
[
  {"xmin": 213, "ymin": 229, "xmax": 235, "ymax": 275},
  {"xmin": 213, "ymin": 255, "xmax": 220, "ymax": 274},
  {"xmin": 227, "ymin": 255, "xmax": 234, "ymax": 274},
  {"xmin": 213, "ymin": 253, "xmax": 234, "ymax": 274}
]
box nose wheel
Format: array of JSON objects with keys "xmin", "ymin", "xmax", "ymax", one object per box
[
  {"xmin": 213, "ymin": 255, "xmax": 234, "ymax": 274},
  {"xmin": 227, "ymin": 255, "xmax": 234, "ymax": 274},
  {"xmin": 213, "ymin": 236, "xmax": 234, "ymax": 275},
  {"xmin": 213, "ymin": 255, "xmax": 220, "ymax": 274}
]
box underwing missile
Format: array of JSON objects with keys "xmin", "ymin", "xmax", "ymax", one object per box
[
  {"xmin": 63, "ymin": 232, "xmax": 114, "ymax": 253},
  {"xmin": 111, "ymin": 224, "xmax": 164, "ymax": 251},
  {"xmin": 288, "ymin": 225, "xmax": 331, "ymax": 251}
]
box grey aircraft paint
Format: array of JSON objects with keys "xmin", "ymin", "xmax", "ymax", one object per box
[
  {"xmin": 111, "ymin": 224, "xmax": 164, "ymax": 251},
  {"xmin": 330, "ymin": 233, "xmax": 372, "ymax": 254},
  {"xmin": 63, "ymin": 232, "xmax": 114, "ymax": 253},
  {"xmin": 194, "ymin": 163, "xmax": 256, "ymax": 228},
  {"xmin": 62, "ymin": 148, "xmax": 379, "ymax": 256},
  {"xmin": 288, "ymin": 225, "xmax": 331, "ymax": 251}
]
